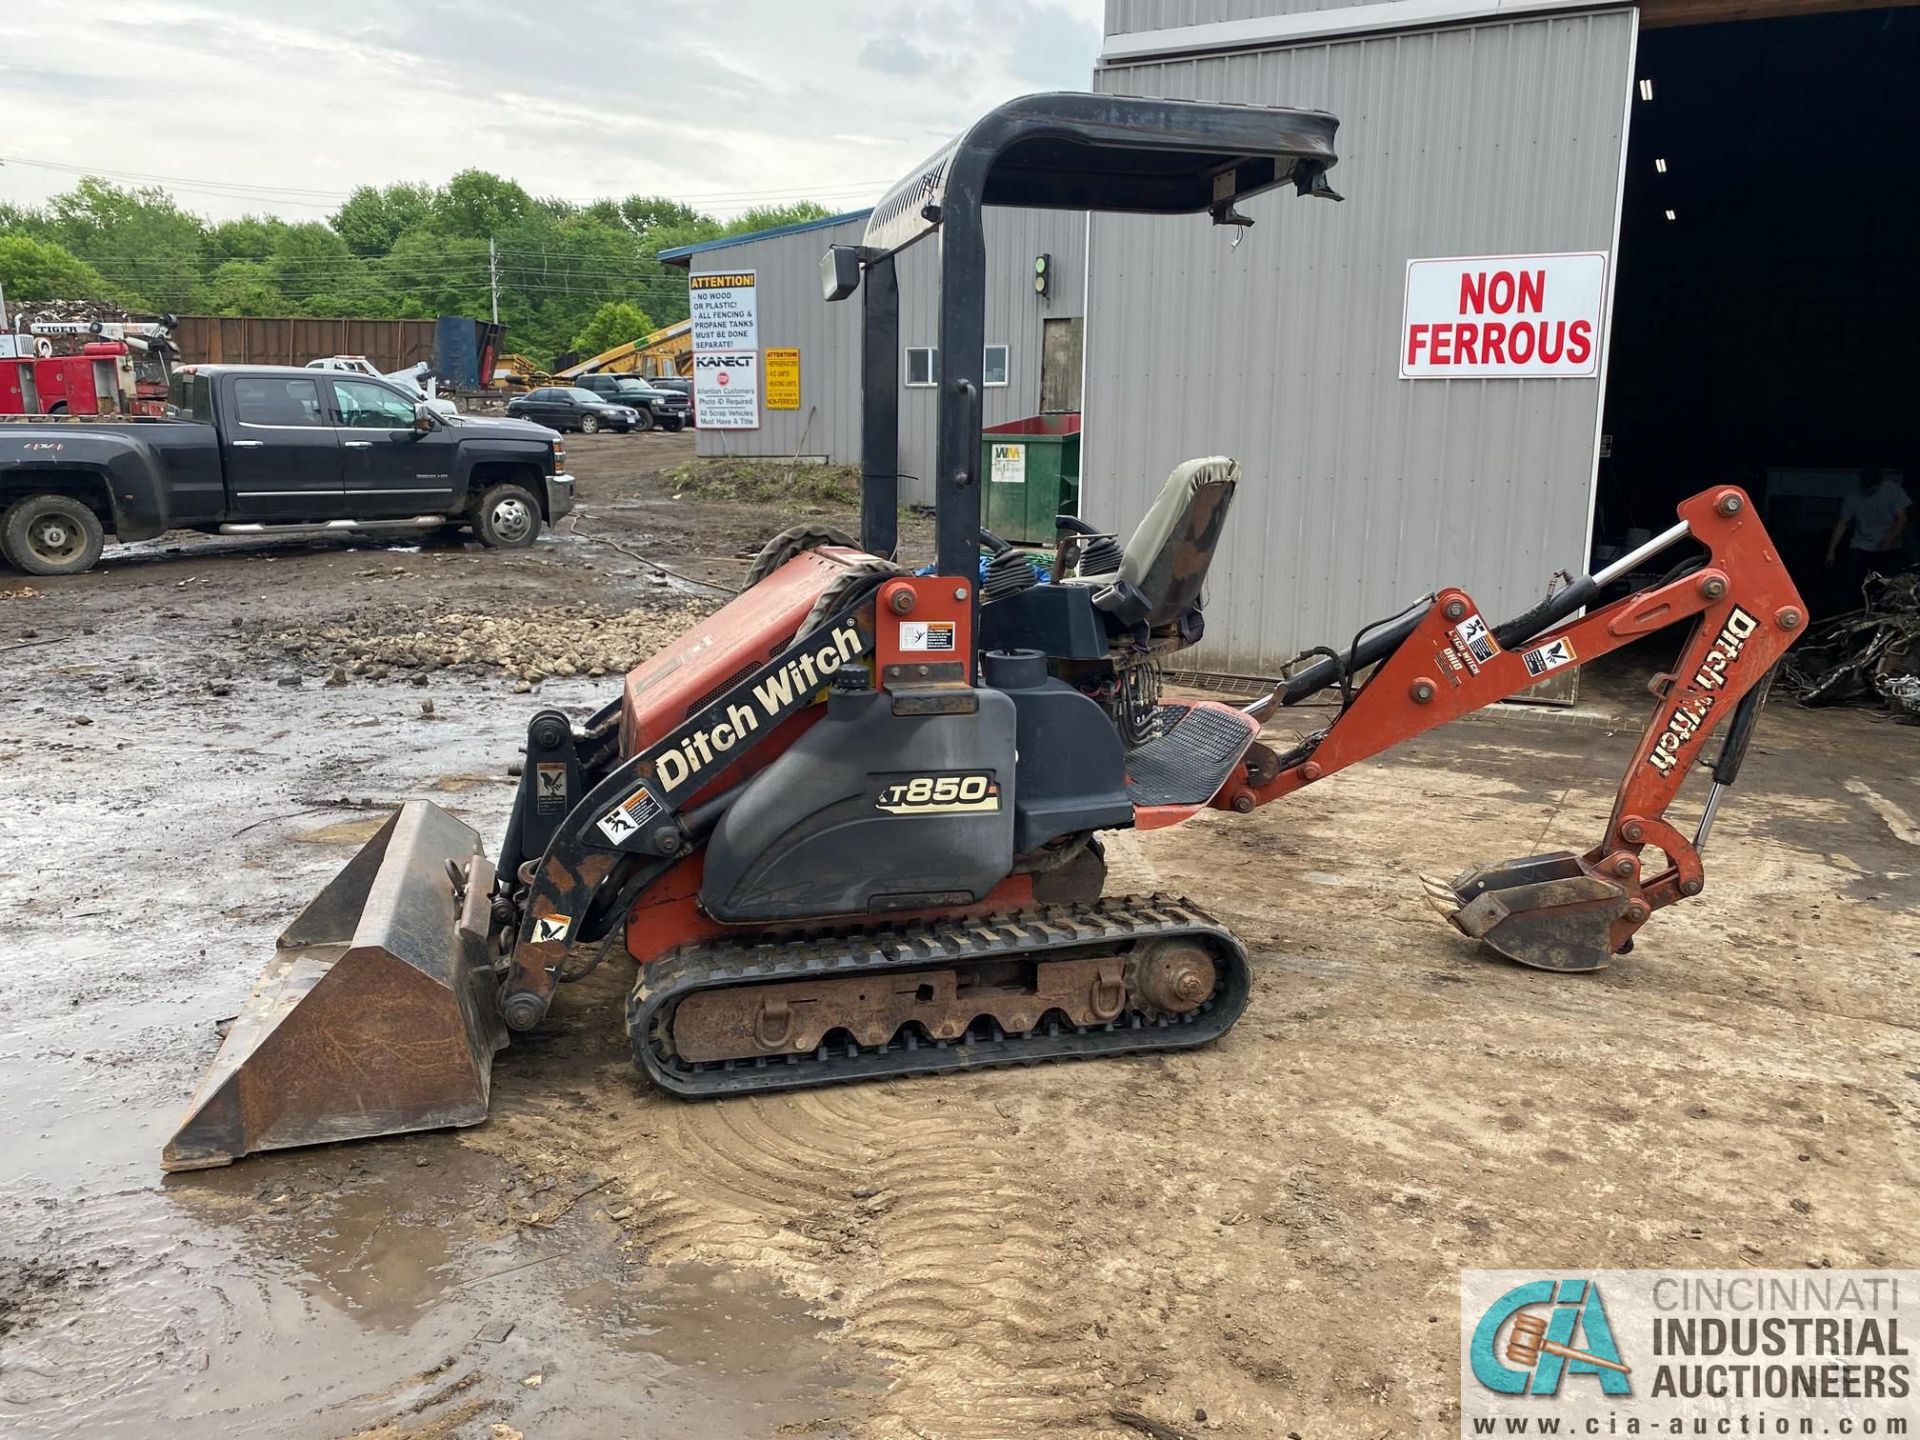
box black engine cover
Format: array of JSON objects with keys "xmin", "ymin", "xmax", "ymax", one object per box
[{"xmin": 700, "ymin": 687, "xmax": 1017, "ymax": 923}]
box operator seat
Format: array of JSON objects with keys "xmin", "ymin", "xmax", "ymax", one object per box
[{"xmin": 1066, "ymin": 456, "xmax": 1239, "ymax": 630}]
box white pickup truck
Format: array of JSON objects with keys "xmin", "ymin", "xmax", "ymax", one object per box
[{"xmin": 305, "ymin": 355, "xmax": 460, "ymax": 419}]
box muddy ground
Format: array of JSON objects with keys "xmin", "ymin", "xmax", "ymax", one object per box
[{"xmin": 2, "ymin": 431, "xmax": 1915, "ymax": 1439}]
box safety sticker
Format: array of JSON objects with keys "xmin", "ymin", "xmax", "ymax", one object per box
[
  {"xmin": 535, "ymin": 762, "xmax": 568, "ymax": 815},
  {"xmin": 1453, "ymin": 613, "xmax": 1497, "ymax": 665},
  {"xmin": 532, "ymin": 914, "xmax": 572, "ymax": 944},
  {"xmin": 596, "ymin": 786, "xmax": 663, "ymax": 845},
  {"xmin": 1521, "ymin": 636, "xmax": 1577, "ymax": 678},
  {"xmin": 898, "ymin": 620, "xmax": 956, "ymax": 653}
]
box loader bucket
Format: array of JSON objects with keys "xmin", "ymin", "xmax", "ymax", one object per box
[{"xmin": 162, "ymin": 801, "xmax": 506, "ymax": 1172}]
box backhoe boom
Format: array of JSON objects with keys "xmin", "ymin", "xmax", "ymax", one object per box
[{"xmin": 1227, "ymin": 486, "xmax": 1805, "ymax": 971}]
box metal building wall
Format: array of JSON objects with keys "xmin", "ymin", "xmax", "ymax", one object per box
[
  {"xmin": 1086, "ymin": 9, "xmax": 1635, "ymax": 674},
  {"xmin": 895, "ymin": 208, "xmax": 1088, "ymax": 504},
  {"xmin": 687, "ymin": 214, "xmax": 869, "ymax": 471},
  {"xmin": 1108, "ymin": 0, "xmax": 1375, "ymax": 31},
  {"xmin": 691, "ymin": 209, "xmax": 1086, "ymax": 508}
]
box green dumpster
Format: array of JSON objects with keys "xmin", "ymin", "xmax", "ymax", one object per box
[{"xmin": 981, "ymin": 414, "xmax": 1081, "ymax": 544}]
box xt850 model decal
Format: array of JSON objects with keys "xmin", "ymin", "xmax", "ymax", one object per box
[{"xmin": 874, "ymin": 772, "xmax": 1001, "ymax": 815}]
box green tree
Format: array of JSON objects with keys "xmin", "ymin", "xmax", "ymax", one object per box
[
  {"xmin": 433, "ymin": 170, "xmax": 535, "ymax": 239},
  {"xmin": 620, "ymin": 195, "xmax": 704, "ymax": 240},
  {"xmin": 45, "ymin": 177, "xmax": 207, "ymax": 310},
  {"xmin": 201, "ymin": 260, "xmax": 288, "ymax": 315},
  {"xmin": 207, "ymin": 215, "xmax": 286, "ymax": 265},
  {"xmin": 570, "ymin": 301, "xmax": 658, "ymax": 358},
  {"xmin": 267, "ymin": 222, "xmax": 358, "ymax": 300},
  {"xmin": 329, "ymin": 182, "xmax": 435, "ymax": 257},
  {"xmin": 726, "ymin": 201, "xmax": 832, "ymax": 236},
  {"xmin": 0, "ymin": 202, "xmax": 52, "ymax": 241},
  {"xmin": 0, "ymin": 234, "xmax": 121, "ymax": 303}
]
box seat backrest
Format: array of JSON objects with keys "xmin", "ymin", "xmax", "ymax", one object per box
[{"xmin": 1117, "ymin": 456, "xmax": 1239, "ymax": 627}]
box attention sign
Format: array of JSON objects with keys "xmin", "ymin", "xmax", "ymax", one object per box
[
  {"xmin": 1401, "ymin": 252, "xmax": 1607, "ymax": 379},
  {"xmin": 688, "ymin": 271, "xmax": 758, "ymax": 351},
  {"xmin": 764, "ymin": 347, "xmax": 800, "ymax": 410}
]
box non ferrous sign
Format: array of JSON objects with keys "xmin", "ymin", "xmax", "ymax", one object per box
[{"xmin": 1401, "ymin": 253, "xmax": 1607, "ymax": 379}]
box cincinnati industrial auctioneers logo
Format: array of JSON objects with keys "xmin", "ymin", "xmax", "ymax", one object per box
[
  {"xmin": 1460, "ymin": 1270, "xmax": 1917, "ymax": 1438},
  {"xmin": 1471, "ymin": 1278, "xmax": 1633, "ymax": 1397}
]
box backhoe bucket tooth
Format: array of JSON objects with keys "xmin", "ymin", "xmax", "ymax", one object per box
[
  {"xmin": 163, "ymin": 802, "xmax": 505, "ymax": 1172},
  {"xmin": 1419, "ymin": 852, "xmax": 1629, "ymax": 974}
]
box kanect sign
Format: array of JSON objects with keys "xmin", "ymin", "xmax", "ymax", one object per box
[{"xmin": 1401, "ymin": 252, "xmax": 1607, "ymax": 379}]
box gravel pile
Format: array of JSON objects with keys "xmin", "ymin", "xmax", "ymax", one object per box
[{"xmin": 272, "ymin": 601, "xmax": 712, "ymax": 686}]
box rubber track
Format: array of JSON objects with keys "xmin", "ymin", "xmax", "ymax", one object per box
[{"xmin": 627, "ymin": 895, "xmax": 1251, "ymax": 1098}]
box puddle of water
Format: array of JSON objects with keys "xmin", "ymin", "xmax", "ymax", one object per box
[{"xmin": 0, "ymin": 665, "xmax": 852, "ymax": 1439}]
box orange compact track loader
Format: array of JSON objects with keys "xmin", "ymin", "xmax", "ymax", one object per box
[{"xmin": 164, "ymin": 93, "xmax": 1805, "ymax": 1170}]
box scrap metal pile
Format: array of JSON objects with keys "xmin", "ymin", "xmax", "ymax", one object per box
[{"xmin": 1781, "ymin": 572, "xmax": 1920, "ymax": 717}]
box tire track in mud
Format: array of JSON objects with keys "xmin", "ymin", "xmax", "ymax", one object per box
[{"xmin": 496, "ymin": 1080, "xmax": 1106, "ymax": 1438}]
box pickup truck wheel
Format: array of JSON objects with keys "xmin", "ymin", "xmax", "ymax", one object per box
[
  {"xmin": 2, "ymin": 494, "xmax": 106, "ymax": 576},
  {"xmin": 631, "ymin": 408, "xmax": 654, "ymax": 433},
  {"xmin": 578, "ymin": 414, "xmax": 601, "ymax": 435},
  {"xmin": 473, "ymin": 483, "xmax": 541, "ymax": 549}
]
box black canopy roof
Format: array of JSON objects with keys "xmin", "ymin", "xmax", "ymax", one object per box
[{"xmin": 863, "ymin": 90, "xmax": 1341, "ymax": 255}]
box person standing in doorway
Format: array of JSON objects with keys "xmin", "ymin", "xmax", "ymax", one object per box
[{"xmin": 1826, "ymin": 469, "xmax": 1911, "ymax": 607}]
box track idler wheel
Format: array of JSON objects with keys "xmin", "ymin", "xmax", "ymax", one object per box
[{"xmin": 1128, "ymin": 941, "xmax": 1217, "ymax": 1015}]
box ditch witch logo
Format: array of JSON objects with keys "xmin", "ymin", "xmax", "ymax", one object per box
[
  {"xmin": 1646, "ymin": 607, "xmax": 1759, "ymax": 776},
  {"xmin": 653, "ymin": 621, "xmax": 864, "ymax": 796},
  {"xmin": 1472, "ymin": 1279, "xmax": 1634, "ymax": 1398}
]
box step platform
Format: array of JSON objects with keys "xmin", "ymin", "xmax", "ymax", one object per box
[{"xmin": 1125, "ymin": 701, "xmax": 1260, "ymax": 809}]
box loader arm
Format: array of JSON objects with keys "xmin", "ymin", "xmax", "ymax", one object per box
[{"xmin": 1224, "ymin": 486, "xmax": 1805, "ymax": 971}]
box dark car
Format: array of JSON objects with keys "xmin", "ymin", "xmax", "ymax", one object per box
[
  {"xmin": 505, "ymin": 386, "xmax": 639, "ymax": 434},
  {"xmin": 570, "ymin": 373, "xmax": 690, "ymax": 432}
]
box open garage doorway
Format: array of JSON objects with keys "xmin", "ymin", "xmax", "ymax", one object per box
[{"xmin": 1595, "ymin": 7, "xmax": 1920, "ymax": 619}]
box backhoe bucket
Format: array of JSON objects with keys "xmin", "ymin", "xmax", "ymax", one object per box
[
  {"xmin": 1419, "ymin": 852, "xmax": 1630, "ymax": 974},
  {"xmin": 163, "ymin": 802, "xmax": 506, "ymax": 1172}
]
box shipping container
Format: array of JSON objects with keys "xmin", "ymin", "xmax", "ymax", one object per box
[{"xmin": 171, "ymin": 315, "xmax": 449, "ymax": 375}]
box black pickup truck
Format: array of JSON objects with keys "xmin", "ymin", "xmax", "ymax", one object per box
[{"xmin": 0, "ymin": 364, "xmax": 576, "ymax": 576}]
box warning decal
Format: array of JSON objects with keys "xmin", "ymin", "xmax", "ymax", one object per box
[
  {"xmin": 535, "ymin": 762, "xmax": 568, "ymax": 815},
  {"xmin": 1522, "ymin": 636, "xmax": 1577, "ymax": 678},
  {"xmin": 898, "ymin": 620, "xmax": 956, "ymax": 653},
  {"xmin": 1454, "ymin": 613, "xmax": 1498, "ymax": 665},
  {"xmin": 532, "ymin": 914, "xmax": 572, "ymax": 944},
  {"xmin": 596, "ymin": 786, "xmax": 664, "ymax": 846}
]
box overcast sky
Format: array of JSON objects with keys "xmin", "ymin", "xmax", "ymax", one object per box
[{"xmin": 0, "ymin": 0, "xmax": 1107, "ymax": 224}]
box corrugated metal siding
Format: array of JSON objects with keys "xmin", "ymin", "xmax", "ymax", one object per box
[
  {"xmin": 1107, "ymin": 0, "xmax": 1375, "ymax": 33},
  {"xmin": 1086, "ymin": 11, "xmax": 1633, "ymax": 673},
  {"xmin": 694, "ymin": 209, "xmax": 1086, "ymax": 508},
  {"xmin": 689, "ymin": 214, "xmax": 869, "ymax": 470},
  {"xmin": 897, "ymin": 208, "xmax": 1087, "ymax": 504}
]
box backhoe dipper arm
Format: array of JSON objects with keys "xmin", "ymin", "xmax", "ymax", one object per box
[{"xmin": 1225, "ymin": 487, "xmax": 1806, "ymax": 971}]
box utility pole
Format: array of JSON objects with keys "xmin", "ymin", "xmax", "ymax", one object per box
[{"xmin": 488, "ymin": 237, "xmax": 499, "ymax": 324}]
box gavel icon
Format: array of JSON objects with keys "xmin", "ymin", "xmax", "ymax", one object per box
[{"xmin": 1506, "ymin": 1311, "xmax": 1632, "ymax": 1375}]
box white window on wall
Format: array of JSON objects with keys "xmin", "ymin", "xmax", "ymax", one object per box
[
  {"xmin": 904, "ymin": 347, "xmax": 937, "ymax": 387},
  {"xmin": 983, "ymin": 345, "xmax": 1009, "ymax": 387}
]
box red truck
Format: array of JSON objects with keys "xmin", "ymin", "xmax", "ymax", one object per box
[{"xmin": 0, "ymin": 317, "xmax": 178, "ymax": 417}]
